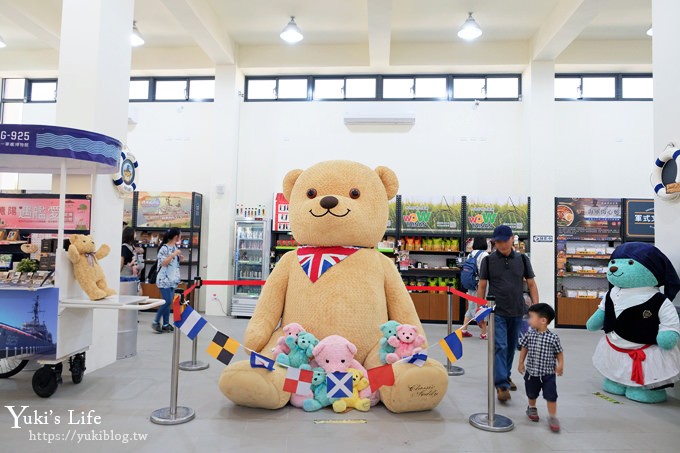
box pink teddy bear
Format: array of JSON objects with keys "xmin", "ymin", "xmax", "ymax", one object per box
[
  {"xmin": 271, "ymin": 322, "xmax": 305, "ymax": 357},
  {"xmin": 385, "ymin": 324, "xmax": 426, "ymax": 364}
]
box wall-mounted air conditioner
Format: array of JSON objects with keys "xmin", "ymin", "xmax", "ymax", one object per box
[{"xmin": 343, "ymin": 112, "xmax": 415, "ymax": 125}]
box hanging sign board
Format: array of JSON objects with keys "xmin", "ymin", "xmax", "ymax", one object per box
[
  {"xmin": 0, "ymin": 194, "xmax": 91, "ymax": 231},
  {"xmin": 400, "ymin": 195, "xmax": 462, "ymax": 235},
  {"xmin": 466, "ymin": 196, "xmax": 529, "ymax": 236},
  {"xmin": 136, "ymin": 192, "xmax": 193, "ymax": 228},
  {"xmin": 624, "ymin": 199, "xmax": 655, "ymax": 240},
  {"xmin": 555, "ymin": 197, "xmax": 622, "ymax": 241}
]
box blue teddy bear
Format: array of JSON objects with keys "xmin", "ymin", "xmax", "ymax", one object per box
[
  {"xmin": 276, "ymin": 331, "xmax": 318, "ymax": 368},
  {"xmin": 586, "ymin": 242, "xmax": 680, "ymax": 403},
  {"xmin": 301, "ymin": 366, "xmax": 337, "ymax": 412},
  {"xmin": 379, "ymin": 320, "xmax": 401, "ymax": 364}
]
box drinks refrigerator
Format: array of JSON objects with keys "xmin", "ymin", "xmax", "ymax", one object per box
[{"xmin": 230, "ymin": 219, "xmax": 270, "ymax": 317}]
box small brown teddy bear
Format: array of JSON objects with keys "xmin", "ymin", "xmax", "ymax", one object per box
[{"xmin": 67, "ymin": 234, "xmax": 116, "ymax": 300}]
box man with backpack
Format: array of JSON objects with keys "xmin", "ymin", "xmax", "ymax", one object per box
[
  {"xmin": 478, "ymin": 225, "xmax": 539, "ymax": 403},
  {"xmin": 461, "ymin": 236, "xmax": 490, "ymax": 339}
]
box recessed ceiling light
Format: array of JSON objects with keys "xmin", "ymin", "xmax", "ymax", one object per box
[
  {"xmin": 280, "ymin": 16, "xmax": 303, "ymax": 44},
  {"xmin": 131, "ymin": 21, "xmax": 145, "ymax": 47},
  {"xmin": 646, "ymin": 26, "xmax": 653, "ymax": 37},
  {"xmin": 458, "ymin": 12, "xmax": 482, "ymax": 41},
  {"xmin": 0, "ymin": 35, "xmax": 6, "ymax": 49}
]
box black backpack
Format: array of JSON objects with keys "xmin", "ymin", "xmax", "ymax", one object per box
[{"xmin": 145, "ymin": 262, "xmax": 159, "ymax": 284}]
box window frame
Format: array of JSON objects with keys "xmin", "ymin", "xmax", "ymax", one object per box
[
  {"xmin": 620, "ymin": 73, "xmax": 654, "ymax": 101},
  {"xmin": 26, "ymin": 78, "xmax": 58, "ymax": 103},
  {"xmin": 555, "ymin": 73, "xmax": 653, "ymax": 101}
]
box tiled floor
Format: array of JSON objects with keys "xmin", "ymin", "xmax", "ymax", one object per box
[{"xmin": 1, "ymin": 313, "xmax": 679, "ymax": 452}]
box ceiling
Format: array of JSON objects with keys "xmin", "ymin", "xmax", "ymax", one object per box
[{"xmin": 0, "ymin": 0, "xmax": 653, "ymax": 75}]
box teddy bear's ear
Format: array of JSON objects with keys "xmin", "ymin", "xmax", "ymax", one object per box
[
  {"xmin": 375, "ymin": 166, "xmax": 399, "ymax": 200},
  {"xmin": 283, "ymin": 169, "xmax": 304, "ymax": 202},
  {"xmin": 69, "ymin": 234, "xmax": 79, "ymax": 243},
  {"xmin": 312, "ymin": 342, "xmax": 325, "ymax": 357},
  {"xmin": 345, "ymin": 341, "xmax": 357, "ymax": 356}
]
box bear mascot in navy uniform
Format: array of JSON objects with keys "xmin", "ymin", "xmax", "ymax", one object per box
[{"xmin": 586, "ymin": 242, "xmax": 680, "ymax": 403}]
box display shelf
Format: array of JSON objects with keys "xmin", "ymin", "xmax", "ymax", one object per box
[
  {"xmin": 564, "ymin": 254, "xmax": 611, "ymax": 260},
  {"xmin": 401, "ymin": 268, "xmax": 460, "ymax": 277},
  {"xmin": 402, "ymin": 250, "xmax": 460, "ymax": 255},
  {"xmin": 59, "ymin": 295, "xmax": 164, "ymax": 311},
  {"xmin": 555, "ymin": 296, "xmax": 600, "ymax": 328},
  {"xmin": 560, "ymin": 272, "xmax": 607, "ymax": 279}
]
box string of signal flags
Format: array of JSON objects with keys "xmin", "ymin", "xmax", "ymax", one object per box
[{"xmin": 173, "ymin": 279, "xmax": 494, "ymax": 397}]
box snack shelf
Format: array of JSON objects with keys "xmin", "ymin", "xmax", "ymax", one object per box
[
  {"xmin": 564, "ymin": 254, "xmax": 611, "ymax": 260},
  {"xmin": 560, "ymin": 272, "xmax": 607, "ymax": 279}
]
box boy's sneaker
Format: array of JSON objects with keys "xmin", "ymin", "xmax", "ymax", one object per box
[
  {"xmin": 526, "ymin": 406, "xmax": 539, "ymax": 422},
  {"xmin": 480, "ymin": 334, "xmax": 488, "ymax": 340},
  {"xmin": 462, "ymin": 330, "xmax": 473, "ymax": 338},
  {"xmin": 151, "ymin": 322, "xmax": 162, "ymax": 333},
  {"xmin": 162, "ymin": 324, "xmax": 174, "ymax": 332},
  {"xmin": 496, "ymin": 387, "xmax": 511, "ymax": 402},
  {"xmin": 549, "ymin": 417, "xmax": 561, "ymax": 433},
  {"xmin": 509, "ymin": 378, "xmax": 517, "ymax": 391}
]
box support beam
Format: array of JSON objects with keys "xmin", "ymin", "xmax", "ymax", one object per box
[
  {"xmin": 367, "ymin": 0, "xmax": 392, "ymax": 67},
  {"xmin": 161, "ymin": 0, "xmax": 235, "ymax": 65},
  {"xmin": 0, "ymin": 0, "xmax": 60, "ymax": 49},
  {"xmin": 532, "ymin": 0, "xmax": 607, "ymax": 61}
]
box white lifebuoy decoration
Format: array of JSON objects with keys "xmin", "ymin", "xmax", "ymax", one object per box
[
  {"xmin": 651, "ymin": 146, "xmax": 680, "ymax": 200},
  {"xmin": 112, "ymin": 147, "xmax": 138, "ymax": 195}
]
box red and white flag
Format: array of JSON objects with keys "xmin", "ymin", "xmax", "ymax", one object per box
[{"xmin": 283, "ymin": 367, "xmax": 313, "ymax": 395}]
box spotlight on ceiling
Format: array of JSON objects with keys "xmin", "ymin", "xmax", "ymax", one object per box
[
  {"xmin": 280, "ymin": 16, "xmax": 303, "ymax": 44},
  {"xmin": 458, "ymin": 12, "xmax": 482, "ymax": 41},
  {"xmin": 646, "ymin": 26, "xmax": 653, "ymax": 37},
  {"xmin": 0, "ymin": 35, "xmax": 6, "ymax": 49},
  {"xmin": 131, "ymin": 21, "xmax": 145, "ymax": 47}
]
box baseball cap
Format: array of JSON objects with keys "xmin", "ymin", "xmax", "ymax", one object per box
[{"xmin": 493, "ymin": 225, "xmax": 513, "ymax": 242}]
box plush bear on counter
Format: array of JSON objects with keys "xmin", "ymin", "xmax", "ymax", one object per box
[
  {"xmin": 385, "ymin": 324, "xmax": 426, "ymax": 364},
  {"xmin": 67, "ymin": 234, "xmax": 116, "ymax": 300},
  {"xmin": 218, "ymin": 160, "xmax": 448, "ymax": 413},
  {"xmin": 272, "ymin": 322, "xmax": 306, "ymax": 358},
  {"xmin": 586, "ymin": 242, "xmax": 680, "ymax": 403},
  {"xmin": 276, "ymin": 331, "xmax": 318, "ymax": 368},
  {"xmin": 332, "ymin": 368, "xmax": 371, "ymax": 413},
  {"xmin": 379, "ymin": 320, "xmax": 401, "ymax": 364}
]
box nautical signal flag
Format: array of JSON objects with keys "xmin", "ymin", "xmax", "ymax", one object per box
[
  {"xmin": 326, "ymin": 371, "xmax": 353, "ymax": 398},
  {"xmin": 474, "ymin": 306, "xmax": 493, "ymax": 323},
  {"xmin": 174, "ymin": 305, "xmax": 207, "ymax": 340},
  {"xmin": 250, "ymin": 351, "xmax": 275, "ymax": 371},
  {"xmin": 439, "ymin": 329, "xmax": 463, "ymax": 364},
  {"xmin": 405, "ymin": 352, "xmax": 428, "ymax": 367},
  {"xmin": 283, "ymin": 367, "xmax": 313, "ymax": 395},
  {"xmin": 172, "ymin": 295, "xmax": 182, "ymax": 323},
  {"xmin": 206, "ymin": 331, "xmax": 240, "ymax": 366},
  {"xmin": 367, "ymin": 364, "xmax": 395, "ymax": 393}
]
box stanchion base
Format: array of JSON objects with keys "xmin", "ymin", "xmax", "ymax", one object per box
[
  {"xmin": 179, "ymin": 360, "xmax": 209, "ymax": 371},
  {"xmin": 447, "ymin": 365, "xmax": 465, "ymax": 376},
  {"xmin": 150, "ymin": 406, "xmax": 195, "ymax": 425},
  {"xmin": 469, "ymin": 413, "xmax": 514, "ymax": 432}
]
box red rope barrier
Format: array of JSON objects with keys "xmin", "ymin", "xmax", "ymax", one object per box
[
  {"xmin": 183, "ymin": 284, "xmax": 198, "ymax": 297},
  {"xmin": 201, "ymin": 279, "xmax": 267, "ymax": 286}
]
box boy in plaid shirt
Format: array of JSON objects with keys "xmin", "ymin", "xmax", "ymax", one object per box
[{"xmin": 518, "ymin": 303, "xmax": 564, "ymax": 433}]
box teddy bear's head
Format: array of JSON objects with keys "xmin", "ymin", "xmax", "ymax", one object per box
[
  {"xmin": 313, "ymin": 335, "xmax": 357, "ymax": 373},
  {"xmin": 396, "ymin": 324, "xmax": 419, "ymax": 344},
  {"xmin": 297, "ymin": 332, "xmax": 319, "ymax": 351},
  {"xmin": 607, "ymin": 258, "xmax": 658, "ymax": 288},
  {"xmin": 283, "ymin": 160, "xmax": 399, "ymax": 248},
  {"xmin": 380, "ymin": 320, "xmax": 401, "ymax": 339},
  {"xmin": 283, "ymin": 322, "xmax": 305, "ymax": 341},
  {"xmin": 310, "ymin": 367, "xmax": 327, "ymax": 388},
  {"xmin": 69, "ymin": 234, "xmax": 97, "ymax": 254},
  {"xmin": 347, "ymin": 367, "xmax": 363, "ymax": 385}
]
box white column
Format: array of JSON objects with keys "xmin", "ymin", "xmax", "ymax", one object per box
[
  {"xmin": 524, "ymin": 61, "xmax": 556, "ymax": 308},
  {"xmin": 55, "ymin": 0, "xmax": 134, "ymax": 371},
  {"xmin": 652, "ymin": 0, "xmax": 680, "ymax": 398},
  {"xmin": 204, "ymin": 65, "xmax": 241, "ymax": 316}
]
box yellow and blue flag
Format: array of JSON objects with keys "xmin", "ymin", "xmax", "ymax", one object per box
[{"xmin": 439, "ymin": 329, "xmax": 463, "ymax": 363}]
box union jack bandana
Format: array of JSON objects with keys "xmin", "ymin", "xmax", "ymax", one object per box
[{"xmin": 297, "ymin": 246, "xmax": 360, "ymax": 283}]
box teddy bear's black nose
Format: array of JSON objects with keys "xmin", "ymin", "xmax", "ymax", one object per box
[
  {"xmin": 320, "ymin": 196, "xmax": 339, "ymax": 210},
  {"xmin": 609, "ymin": 266, "xmax": 618, "ymax": 273}
]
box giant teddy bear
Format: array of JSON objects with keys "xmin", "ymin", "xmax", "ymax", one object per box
[
  {"xmin": 219, "ymin": 160, "xmax": 448, "ymax": 412},
  {"xmin": 586, "ymin": 242, "xmax": 680, "ymax": 403}
]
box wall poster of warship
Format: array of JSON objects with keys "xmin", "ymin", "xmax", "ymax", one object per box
[
  {"xmin": 0, "ymin": 288, "xmax": 58, "ymax": 359},
  {"xmin": 135, "ymin": 192, "xmax": 193, "ymax": 228}
]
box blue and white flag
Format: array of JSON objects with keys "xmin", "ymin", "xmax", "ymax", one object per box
[
  {"xmin": 250, "ymin": 351, "xmax": 275, "ymax": 371},
  {"xmin": 174, "ymin": 305, "xmax": 207, "ymax": 340},
  {"xmin": 405, "ymin": 352, "xmax": 428, "ymax": 367},
  {"xmin": 474, "ymin": 306, "xmax": 493, "ymax": 323},
  {"xmin": 326, "ymin": 371, "xmax": 353, "ymax": 398}
]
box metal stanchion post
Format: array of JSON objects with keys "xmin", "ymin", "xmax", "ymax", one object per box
[
  {"xmin": 469, "ymin": 296, "xmax": 514, "ymax": 432},
  {"xmin": 150, "ymin": 292, "xmax": 195, "ymax": 425},
  {"xmin": 179, "ymin": 290, "xmax": 209, "ymax": 372},
  {"xmin": 447, "ymin": 287, "xmax": 464, "ymax": 376}
]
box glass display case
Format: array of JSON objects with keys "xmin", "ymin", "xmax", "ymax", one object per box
[{"xmin": 231, "ymin": 219, "xmax": 270, "ymax": 317}]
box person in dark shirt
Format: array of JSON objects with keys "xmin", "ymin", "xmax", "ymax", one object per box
[
  {"xmin": 478, "ymin": 225, "xmax": 539, "ymax": 402},
  {"xmin": 120, "ymin": 226, "xmax": 139, "ymax": 278}
]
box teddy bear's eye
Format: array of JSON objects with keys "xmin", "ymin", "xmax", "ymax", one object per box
[
  {"xmin": 307, "ymin": 188, "xmax": 317, "ymax": 199},
  {"xmin": 349, "ymin": 188, "xmax": 360, "ymax": 199},
  {"xmin": 610, "ymin": 260, "xmax": 615, "ymax": 265},
  {"xmin": 341, "ymin": 359, "xmax": 345, "ymax": 363},
  {"xmin": 628, "ymin": 260, "xmax": 634, "ymax": 265}
]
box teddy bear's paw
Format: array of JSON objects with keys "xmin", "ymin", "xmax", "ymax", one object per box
[
  {"xmin": 355, "ymin": 398, "xmax": 371, "ymax": 412},
  {"xmin": 624, "ymin": 386, "xmax": 667, "ymax": 403},
  {"xmin": 332, "ymin": 400, "xmax": 347, "ymax": 413},
  {"xmin": 380, "ymin": 359, "xmax": 448, "ymax": 413},
  {"xmin": 303, "ymin": 399, "xmax": 323, "ymax": 412},
  {"xmin": 602, "ymin": 378, "xmax": 626, "ymax": 396},
  {"xmin": 218, "ymin": 360, "xmax": 290, "ymax": 409},
  {"xmin": 105, "ymin": 288, "xmax": 117, "ymax": 296},
  {"xmin": 385, "ymin": 353, "xmax": 400, "ymax": 364}
]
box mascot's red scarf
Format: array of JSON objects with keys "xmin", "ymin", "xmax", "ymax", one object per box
[{"xmin": 297, "ymin": 246, "xmax": 360, "ymax": 283}]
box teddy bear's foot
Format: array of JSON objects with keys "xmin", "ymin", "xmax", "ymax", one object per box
[
  {"xmin": 303, "ymin": 399, "xmax": 323, "ymax": 412},
  {"xmin": 385, "ymin": 353, "xmax": 400, "ymax": 364},
  {"xmin": 602, "ymin": 378, "xmax": 626, "ymax": 396},
  {"xmin": 87, "ymin": 290, "xmax": 108, "ymax": 300},
  {"xmin": 332, "ymin": 400, "xmax": 348, "ymax": 413},
  {"xmin": 355, "ymin": 398, "xmax": 371, "ymax": 412},
  {"xmin": 380, "ymin": 359, "xmax": 448, "ymax": 413},
  {"xmin": 276, "ymin": 353, "xmax": 290, "ymax": 366},
  {"xmin": 624, "ymin": 386, "xmax": 667, "ymax": 403},
  {"xmin": 104, "ymin": 288, "xmax": 117, "ymax": 296},
  {"xmin": 219, "ymin": 360, "xmax": 290, "ymax": 409}
]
